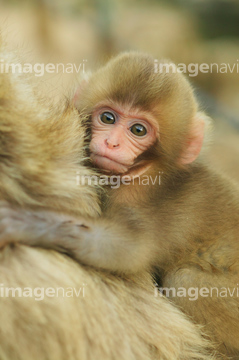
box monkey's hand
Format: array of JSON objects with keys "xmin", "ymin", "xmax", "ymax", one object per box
[
  {"xmin": 0, "ymin": 202, "xmax": 89, "ymax": 251},
  {"xmin": 0, "ymin": 203, "xmax": 154, "ymax": 274}
]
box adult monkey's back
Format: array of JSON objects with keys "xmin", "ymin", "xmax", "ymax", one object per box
[{"xmin": 0, "ymin": 39, "xmax": 213, "ymax": 360}]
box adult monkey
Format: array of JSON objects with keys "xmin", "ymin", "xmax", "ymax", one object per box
[
  {"xmin": 0, "ymin": 41, "xmax": 213, "ymax": 359},
  {"xmin": 1, "ymin": 52, "xmax": 239, "ymax": 359}
]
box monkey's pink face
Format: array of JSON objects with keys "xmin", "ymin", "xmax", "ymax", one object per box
[{"xmin": 90, "ymin": 103, "xmax": 159, "ymax": 175}]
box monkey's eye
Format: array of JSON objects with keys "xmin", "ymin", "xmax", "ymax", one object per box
[
  {"xmin": 130, "ymin": 124, "xmax": 147, "ymax": 137},
  {"xmin": 100, "ymin": 112, "xmax": 115, "ymax": 124}
]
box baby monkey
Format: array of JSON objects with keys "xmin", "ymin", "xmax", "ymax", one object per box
[{"xmin": 1, "ymin": 52, "xmax": 239, "ymax": 358}]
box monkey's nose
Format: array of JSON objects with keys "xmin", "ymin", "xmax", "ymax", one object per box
[{"xmin": 105, "ymin": 139, "xmax": 120, "ymax": 149}]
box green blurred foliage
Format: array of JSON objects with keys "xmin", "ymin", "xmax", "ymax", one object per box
[{"xmin": 185, "ymin": 0, "xmax": 239, "ymax": 39}]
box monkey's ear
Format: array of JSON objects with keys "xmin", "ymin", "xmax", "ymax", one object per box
[
  {"xmin": 73, "ymin": 73, "xmax": 91, "ymax": 106},
  {"xmin": 180, "ymin": 113, "xmax": 207, "ymax": 165}
]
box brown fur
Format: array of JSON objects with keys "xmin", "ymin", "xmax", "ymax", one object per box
[
  {"xmin": 78, "ymin": 53, "xmax": 239, "ymax": 358},
  {"xmin": 0, "ymin": 42, "xmax": 215, "ymax": 359}
]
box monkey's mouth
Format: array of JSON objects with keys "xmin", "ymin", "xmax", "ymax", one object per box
[{"xmin": 90, "ymin": 153, "xmax": 129, "ymax": 174}]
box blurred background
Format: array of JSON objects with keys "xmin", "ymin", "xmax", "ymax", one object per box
[{"xmin": 0, "ymin": 0, "xmax": 239, "ymax": 180}]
